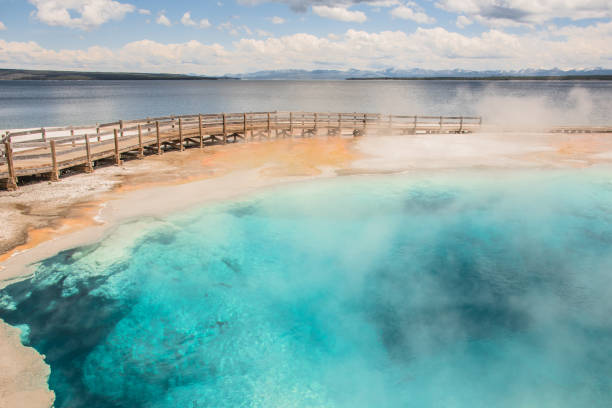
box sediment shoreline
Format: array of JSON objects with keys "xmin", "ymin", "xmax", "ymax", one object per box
[{"xmin": 1, "ymin": 132, "xmax": 612, "ymax": 408}]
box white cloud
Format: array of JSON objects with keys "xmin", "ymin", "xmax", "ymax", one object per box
[
  {"xmin": 181, "ymin": 11, "xmax": 211, "ymax": 28},
  {"xmin": 156, "ymin": 14, "xmax": 171, "ymax": 26},
  {"xmin": 1, "ymin": 23, "xmax": 611, "ymax": 75},
  {"xmin": 271, "ymin": 16, "xmax": 286, "ymax": 24},
  {"xmin": 218, "ymin": 21, "xmax": 252, "ymax": 36},
  {"xmin": 0, "ymin": 21, "xmax": 6, "ymax": 31},
  {"xmin": 182, "ymin": 11, "xmax": 210, "ymax": 28},
  {"xmin": 391, "ymin": 5, "xmax": 435, "ymax": 24},
  {"xmin": 312, "ymin": 5, "xmax": 367, "ymax": 23},
  {"xmin": 436, "ymin": 0, "xmax": 612, "ymax": 26},
  {"xmin": 366, "ymin": 0, "xmax": 400, "ymax": 7},
  {"xmin": 28, "ymin": 0, "xmax": 135, "ymax": 30},
  {"xmin": 138, "ymin": 8, "xmax": 150, "ymax": 15},
  {"xmin": 238, "ymin": 0, "xmax": 399, "ymax": 12},
  {"xmin": 257, "ymin": 29, "xmax": 274, "ymax": 36},
  {"xmin": 181, "ymin": 12, "xmax": 196, "ymax": 26},
  {"xmin": 456, "ymin": 15, "xmax": 472, "ymax": 29}
]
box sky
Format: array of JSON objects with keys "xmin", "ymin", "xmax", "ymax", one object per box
[{"xmin": 0, "ymin": 0, "xmax": 611, "ymax": 75}]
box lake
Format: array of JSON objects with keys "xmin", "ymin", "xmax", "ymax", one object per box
[{"xmin": 1, "ymin": 80, "xmax": 611, "ymax": 129}]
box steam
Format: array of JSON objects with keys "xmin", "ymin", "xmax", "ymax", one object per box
[{"xmin": 473, "ymin": 85, "xmax": 601, "ymax": 129}]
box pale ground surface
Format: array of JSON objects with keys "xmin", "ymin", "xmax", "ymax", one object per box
[{"xmin": 1, "ymin": 131, "xmax": 612, "ymax": 408}]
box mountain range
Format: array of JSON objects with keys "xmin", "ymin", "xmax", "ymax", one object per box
[{"xmin": 232, "ymin": 68, "xmax": 612, "ymax": 80}]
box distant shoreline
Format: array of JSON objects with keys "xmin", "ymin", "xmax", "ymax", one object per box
[
  {"xmin": 2, "ymin": 68, "xmax": 611, "ymax": 81},
  {"xmin": 346, "ymin": 75, "xmax": 612, "ymax": 81},
  {"xmin": 0, "ymin": 69, "xmax": 238, "ymax": 81}
]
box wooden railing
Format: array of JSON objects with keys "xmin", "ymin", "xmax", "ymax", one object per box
[{"xmin": 0, "ymin": 111, "xmax": 482, "ymax": 190}]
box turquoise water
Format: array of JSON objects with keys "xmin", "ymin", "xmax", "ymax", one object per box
[{"xmin": 1, "ymin": 170, "xmax": 612, "ymax": 407}]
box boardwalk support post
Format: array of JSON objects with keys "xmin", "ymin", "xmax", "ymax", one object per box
[
  {"xmin": 84, "ymin": 135, "xmax": 93, "ymax": 173},
  {"xmin": 198, "ymin": 114, "xmax": 204, "ymax": 148},
  {"xmin": 113, "ymin": 129, "xmax": 122, "ymax": 166},
  {"xmin": 222, "ymin": 113, "xmax": 227, "ymax": 144},
  {"xmin": 243, "ymin": 113, "xmax": 247, "ymax": 139},
  {"xmin": 4, "ymin": 142, "xmax": 17, "ymax": 190},
  {"xmin": 156, "ymin": 121, "xmax": 162, "ymax": 155},
  {"xmin": 137, "ymin": 124, "xmax": 144, "ymax": 158},
  {"xmin": 49, "ymin": 140, "xmax": 59, "ymax": 182},
  {"xmin": 178, "ymin": 117, "xmax": 184, "ymax": 151}
]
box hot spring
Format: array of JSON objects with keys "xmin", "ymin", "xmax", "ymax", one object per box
[{"xmin": 1, "ymin": 169, "xmax": 612, "ymax": 407}]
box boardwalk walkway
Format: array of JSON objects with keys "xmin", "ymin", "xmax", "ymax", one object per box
[{"xmin": 0, "ymin": 111, "xmax": 481, "ymax": 190}]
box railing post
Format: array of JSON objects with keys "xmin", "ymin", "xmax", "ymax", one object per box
[
  {"xmin": 267, "ymin": 112, "xmax": 271, "ymax": 138},
  {"xmin": 4, "ymin": 142, "xmax": 17, "ymax": 190},
  {"xmin": 84, "ymin": 135, "xmax": 93, "ymax": 173},
  {"xmin": 479, "ymin": 117, "xmax": 483, "ymax": 126},
  {"xmin": 70, "ymin": 128, "xmax": 75, "ymax": 147},
  {"xmin": 274, "ymin": 113, "xmax": 279, "ymax": 138},
  {"xmin": 439, "ymin": 116, "xmax": 443, "ymax": 132},
  {"xmin": 314, "ymin": 113, "xmax": 318, "ymax": 132},
  {"xmin": 198, "ymin": 114, "xmax": 204, "ymax": 148},
  {"xmin": 113, "ymin": 129, "xmax": 122, "ymax": 166},
  {"xmin": 96, "ymin": 125, "xmax": 101, "ymax": 142},
  {"xmin": 363, "ymin": 113, "xmax": 367, "ymax": 130},
  {"xmin": 178, "ymin": 117, "xmax": 184, "ymax": 151},
  {"xmin": 41, "ymin": 128, "xmax": 46, "ymax": 142},
  {"xmin": 459, "ymin": 116, "xmax": 464, "ymax": 133},
  {"xmin": 413, "ymin": 115, "xmax": 418, "ymax": 133},
  {"xmin": 289, "ymin": 112, "xmax": 293, "ymax": 136},
  {"xmin": 222, "ymin": 113, "xmax": 227, "ymax": 144},
  {"xmin": 49, "ymin": 140, "xmax": 59, "ymax": 182},
  {"xmin": 156, "ymin": 121, "xmax": 162, "ymax": 154},
  {"xmin": 137, "ymin": 124, "xmax": 144, "ymax": 158}
]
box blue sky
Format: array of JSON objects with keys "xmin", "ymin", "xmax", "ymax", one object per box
[{"xmin": 0, "ymin": 0, "xmax": 610, "ymax": 75}]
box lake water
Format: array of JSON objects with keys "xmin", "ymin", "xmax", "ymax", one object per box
[
  {"xmin": 1, "ymin": 170, "xmax": 612, "ymax": 408},
  {"xmin": 0, "ymin": 80, "xmax": 611, "ymax": 129}
]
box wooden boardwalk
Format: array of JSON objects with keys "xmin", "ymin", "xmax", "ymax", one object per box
[{"xmin": 0, "ymin": 111, "xmax": 482, "ymax": 190}]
